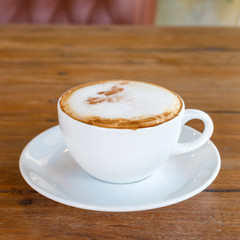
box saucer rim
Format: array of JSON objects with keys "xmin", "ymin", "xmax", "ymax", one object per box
[{"xmin": 19, "ymin": 125, "xmax": 221, "ymax": 212}]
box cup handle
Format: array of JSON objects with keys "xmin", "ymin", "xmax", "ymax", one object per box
[{"xmin": 172, "ymin": 109, "xmax": 214, "ymax": 155}]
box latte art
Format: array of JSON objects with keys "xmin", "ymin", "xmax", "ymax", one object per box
[{"xmin": 60, "ymin": 80, "xmax": 182, "ymax": 129}]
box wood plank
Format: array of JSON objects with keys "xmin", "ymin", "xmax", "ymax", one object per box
[
  {"xmin": 1, "ymin": 50, "xmax": 239, "ymax": 112},
  {"xmin": 1, "ymin": 26, "xmax": 240, "ymax": 50},
  {"xmin": 0, "ymin": 192, "xmax": 239, "ymax": 239},
  {"xmin": 0, "ymin": 71, "xmax": 239, "ymax": 112}
]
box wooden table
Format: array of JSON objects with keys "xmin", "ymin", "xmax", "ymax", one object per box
[{"xmin": 0, "ymin": 26, "xmax": 239, "ymax": 239}]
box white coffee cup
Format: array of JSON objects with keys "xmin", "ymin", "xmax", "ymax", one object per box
[{"xmin": 58, "ymin": 94, "xmax": 213, "ymax": 184}]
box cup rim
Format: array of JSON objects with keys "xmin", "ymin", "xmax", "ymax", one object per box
[
  {"xmin": 57, "ymin": 81, "xmax": 185, "ymax": 131},
  {"xmin": 58, "ymin": 96, "xmax": 185, "ymax": 131}
]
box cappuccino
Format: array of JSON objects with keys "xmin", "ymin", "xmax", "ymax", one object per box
[{"xmin": 60, "ymin": 80, "xmax": 182, "ymax": 129}]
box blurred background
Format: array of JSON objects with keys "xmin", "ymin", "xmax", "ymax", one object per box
[{"xmin": 0, "ymin": 0, "xmax": 240, "ymax": 26}]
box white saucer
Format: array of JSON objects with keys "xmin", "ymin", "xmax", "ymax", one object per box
[{"xmin": 19, "ymin": 125, "xmax": 221, "ymax": 212}]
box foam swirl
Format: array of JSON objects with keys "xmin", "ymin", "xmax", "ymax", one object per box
[{"xmin": 60, "ymin": 80, "xmax": 182, "ymax": 129}]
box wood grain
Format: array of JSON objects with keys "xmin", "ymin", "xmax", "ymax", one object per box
[
  {"xmin": 0, "ymin": 192, "xmax": 240, "ymax": 240},
  {"xmin": 0, "ymin": 26, "xmax": 239, "ymax": 239}
]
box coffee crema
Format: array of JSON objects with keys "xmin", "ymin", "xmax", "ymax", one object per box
[{"xmin": 60, "ymin": 80, "xmax": 182, "ymax": 129}]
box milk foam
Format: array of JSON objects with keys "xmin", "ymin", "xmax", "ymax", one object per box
[{"xmin": 60, "ymin": 80, "xmax": 182, "ymax": 129}]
